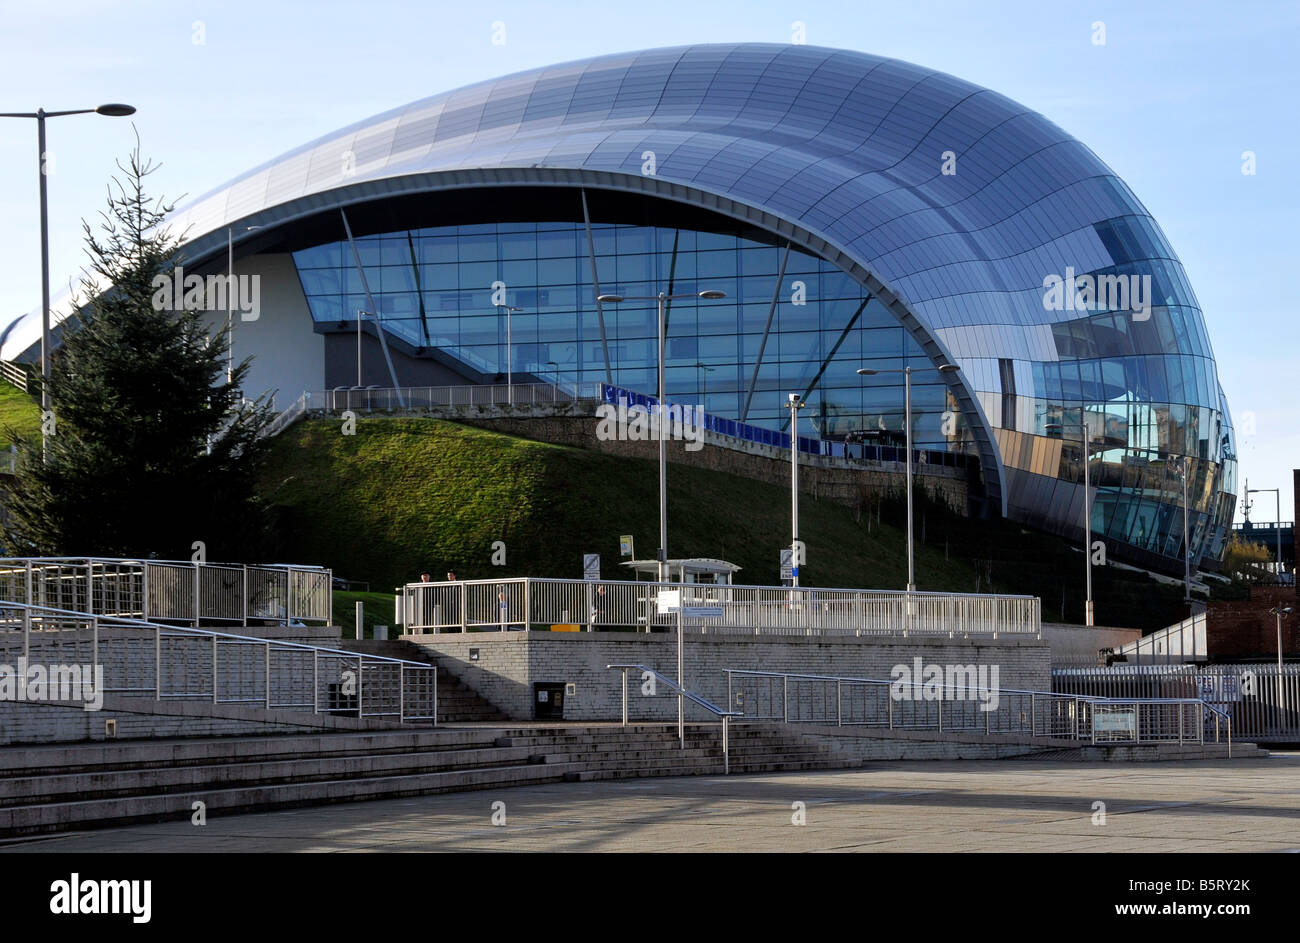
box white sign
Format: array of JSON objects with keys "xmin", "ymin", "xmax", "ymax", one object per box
[
  {"xmin": 583, "ymin": 553, "xmax": 600, "ymax": 581},
  {"xmin": 780, "ymin": 548, "xmax": 793, "ymax": 580},
  {"xmin": 656, "ymin": 589, "xmax": 681, "ymax": 614},
  {"xmin": 683, "ymin": 606, "xmax": 724, "ymax": 618},
  {"xmin": 1094, "ymin": 710, "xmax": 1136, "ymax": 733}
]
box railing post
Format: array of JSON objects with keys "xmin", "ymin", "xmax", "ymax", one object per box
[
  {"xmin": 313, "ymin": 648, "xmax": 319, "ymax": 714},
  {"xmin": 727, "ymin": 670, "xmax": 733, "ymax": 715},
  {"xmin": 783, "ymin": 675, "xmax": 789, "ymax": 724},
  {"xmin": 1030, "ymin": 695, "xmax": 1036, "ymax": 737},
  {"xmin": 433, "ymin": 667, "xmax": 439, "ymax": 728},
  {"xmin": 399, "ymin": 665, "xmax": 405, "ymax": 724},
  {"xmin": 459, "ymin": 581, "xmax": 467, "ymax": 633},
  {"xmin": 141, "ymin": 562, "xmax": 150, "ymax": 622},
  {"xmin": 621, "ymin": 668, "xmax": 628, "ymax": 726},
  {"xmin": 356, "ymin": 656, "xmax": 364, "ymax": 719},
  {"xmin": 90, "ymin": 616, "xmax": 99, "ymax": 687},
  {"xmin": 212, "ymin": 634, "xmax": 219, "ymax": 703},
  {"xmin": 21, "ymin": 605, "xmax": 30, "ymax": 661},
  {"xmin": 837, "ymin": 679, "xmax": 842, "ymax": 726},
  {"xmin": 888, "ymin": 689, "xmax": 894, "ymax": 729},
  {"xmin": 193, "ymin": 563, "xmax": 201, "ymax": 628},
  {"xmin": 1179, "ymin": 703, "xmax": 1185, "ymax": 744},
  {"xmin": 723, "ymin": 715, "xmax": 730, "ymax": 775},
  {"xmin": 155, "ymin": 624, "xmax": 161, "ymax": 700},
  {"xmin": 265, "ymin": 640, "xmax": 272, "ymax": 710},
  {"xmin": 523, "ymin": 578, "xmax": 531, "ymax": 632}
]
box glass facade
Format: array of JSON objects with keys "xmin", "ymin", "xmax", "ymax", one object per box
[{"xmin": 293, "ymin": 221, "xmax": 966, "ymax": 451}]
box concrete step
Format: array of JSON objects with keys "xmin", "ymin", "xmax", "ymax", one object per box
[
  {"xmin": 0, "ymin": 761, "xmax": 585, "ymax": 836},
  {"xmin": 0, "ymin": 745, "xmax": 553, "ymax": 806}
]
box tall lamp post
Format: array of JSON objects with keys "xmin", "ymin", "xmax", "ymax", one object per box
[
  {"xmin": 788, "ymin": 394, "xmax": 806, "ymax": 587},
  {"xmin": 0, "ymin": 103, "xmax": 136, "ymax": 449},
  {"xmin": 1046, "ymin": 416, "xmax": 1100, "ymax": 626},
  {"xmin": 1170, "ymin": 455, "xmax": 1194, "ymax": 606},
  {"xmin": 495, "ymin": 304, "xmax": 523, "ymax": 404},
  {"xmin": 1270, "ymin": 605, "xmax": 1292, "ymax": 714},
  {"xmin": 598, "ymin": 289, "xmax": 727, "ymax": 583},
  {"xmin": 856, "ymin": 363, "xmax": 961, "ymax": 595}
]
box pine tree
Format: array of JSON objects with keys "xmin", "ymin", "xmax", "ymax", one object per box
[{"xmin": 4, "ymin": 141, "xmax": 274, "ymax": 559}]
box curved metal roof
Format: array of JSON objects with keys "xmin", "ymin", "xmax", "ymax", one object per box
[{"xmin": 6, "ymin": 43, "xmax": 1223, "ymax": 518}]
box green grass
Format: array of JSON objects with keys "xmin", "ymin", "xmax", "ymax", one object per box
[
  {"xmin": 260, "ymin": 416, "xmax": 1191, "ymax": 631},
  {"xmin": 332, "ymin": 590, "xmax": 399, "ymax": 640},
  {"xmin": 260, "ymin": 417, "xmax": 982, "ymax": 594},
  {"xmin": 0, "ymin": 383, "xmax": 40, "ymax": 449}
]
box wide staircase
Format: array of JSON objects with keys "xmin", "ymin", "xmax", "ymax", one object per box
[{"xmin": 0, "ymin": 723, "xmax": 882, "ymax": 836}]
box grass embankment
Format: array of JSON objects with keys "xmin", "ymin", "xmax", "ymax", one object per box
[
  {"xmin": 260, "ymin": 417, "xmax": 982, "ymax": 595},
  {"xmin": 0, "ymin": 383, "xmax": 39, "ymax": 451}
]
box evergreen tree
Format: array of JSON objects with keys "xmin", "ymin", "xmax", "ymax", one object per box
[{"xmin": 4, "ymin": 142, "xmax": 273, "ymax": 559}]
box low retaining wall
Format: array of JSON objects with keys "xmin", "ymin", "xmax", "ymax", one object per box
[{"xmin": 405, "ymin": 631, "xmax": 1050, "ymax": 722}]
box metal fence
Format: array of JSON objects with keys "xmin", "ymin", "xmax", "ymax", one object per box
[
  {"xmin": 0, "ymin": 360, "xmax": 28, "ymax": 392},
  {"xmin": 0, "ymin": 602, "xmax": 436, "ymax": 723},
  {"xmin": 398, "ymin": 577, "xmax": 1041, "ymax": 637},
  {"xmin": 1054, "ymin": 663, "xmax": 1300, "ymax": 741},
  {"xmin": 724, "ymin": 669, "xmax": 1228, "ymax": 747},
  {"xmin": 0, "ymin": 558, "xmax": 333, "ymax": 627}
]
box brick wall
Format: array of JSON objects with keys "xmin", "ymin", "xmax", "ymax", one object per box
[
  {"xmin": 1207, "ymin": 585, "xmax": 1299, "ymax": 659},
  {"xmin": 407, "ymin": 631, "xmax": 1050, "ymax": 722}
]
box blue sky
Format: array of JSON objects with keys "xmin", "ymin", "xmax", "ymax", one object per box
[{"xmin": 0, "ymin": 0, "xmax": 1295, "ymax": 520}]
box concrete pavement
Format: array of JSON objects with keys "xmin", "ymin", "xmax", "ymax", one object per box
[{"xmin": 4, "ymin": 753, "xmax": 1298, "ymax": 853}]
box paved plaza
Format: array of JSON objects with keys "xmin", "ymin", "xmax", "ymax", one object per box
[{"xmin": 5, "ymin": 753, "xmax": 1298, "ymax": 853}]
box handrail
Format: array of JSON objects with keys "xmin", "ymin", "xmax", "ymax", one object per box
[
  {"xmin": 404, "ymin": 576, "xmax": 1039, "ymax": 601},
  {"xmin": 723, "ymin": 668, "xmax": 1231, "ymax": 752},
  {"xmin": 606, "ymin": 663, "xmax": 742, "ymax": 774},
  {"xmin": 1, "ymin": 601, "xmax": 437, "ymax": 724}
]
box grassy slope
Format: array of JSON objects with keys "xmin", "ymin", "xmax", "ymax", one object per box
[
  {"xmin": 0, "ymin": 384, "xmax": 39, "ymax": 449},
  {"xmin": 260, "ymin": 418, "xmax": 983, "ymax": 594}
]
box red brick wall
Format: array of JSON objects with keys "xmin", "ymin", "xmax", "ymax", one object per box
[{"xmin": 1208, "ymin": 584, "xmax": 1299, "ymax": 658}]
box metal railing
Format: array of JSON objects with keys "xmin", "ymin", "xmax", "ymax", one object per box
[
  {"xmin": 308, "ymin": 382, "xmax": 603, "ymax": 415},
  {"xmin": 1055, "ymin": 663, "xmax": 1298, "ymax": 741},
  {"xmin": 0, "ymin": 558, "xmax": 333, "ymax": 627},
  {"xmin": 263, "ymin": 391, "xmax": 310, "ymax": 438},
  {"xmin": 1110, "ymin": 612, "xmax": 1207, "ymax": 664},
  {"xmin": 399, "ymin": 577, "xmax": 1041, "ymax": 638},
  {"xmin": 0, "ymin": 360, "xmax": 28, "ymax": 392},
  {"xmin": 723, "ymin": 669, "xmax": 1230, "ymax": 752},
  {"xmin": 606, "ymin": 663, "xmax": 742, "ymax": 773},
  {"xmin": 0, "ymin": 602, "xmax": 436, "ymax": 723}
]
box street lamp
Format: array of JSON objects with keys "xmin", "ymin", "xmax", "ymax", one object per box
[
  {"xmin": 495, "ymin": 304, "xmax": 523, "ymax": 404},
  {"xmin": 856, "ymin": 363, "xmax": 960, "ymax": 595},
  {"xmin": 1046, "ymin": 415, "xmax": 1100, "ymax": 626},
  {"xmin": 0, "ymin": 103, "xmax": 136, "ymax": 449},
  {"xmin": 598, "ymin": 289, "xmax": 727, "ymax": 584},
  {"xmin": 1170, "ymin": 455, "xmax": 1194, "ymax": 606},
  {"xmin": 788, "ymin": 393, "xmax": 806, "ymax": 587},
  {"xmin": 1270, "ymin": 606, "xmax": 1291, "ymax": 713}
]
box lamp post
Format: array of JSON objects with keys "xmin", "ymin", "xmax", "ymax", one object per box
[
  {"xmin": 0, "ymin": 103, "xmax": 135, "ymax": 450},
  {"xmin": 1270, "ymin": 606, "xmax": 1291, "ymax": 714},
  {"xmin": 1046, "ymin": 416, "xmax": 1099, "ymax": 626},
  {"xmin": 1171, "ymin": 456, "xmax": 1194, "ymax": 606},
  {"xmin": 494, "ymin": 304, "xmax": 523, "ymax": 404},
  {"xmin": 598, "ymin": 289, "xmax": 727, "ymax": 583},
  {"xmin": 226, "ymin": 225, "xmax": 260, "ymax": 383},
  {"xmin": 694, "ymin": 361, "xmax": 714, "ymax": 407},
  {"xmin": 857, "ymin": 363, "xmax": 961, "ymax": 595},
  {"xmin": 788, "ymin": 393, "xmax": 806, "ymax": 587}
]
